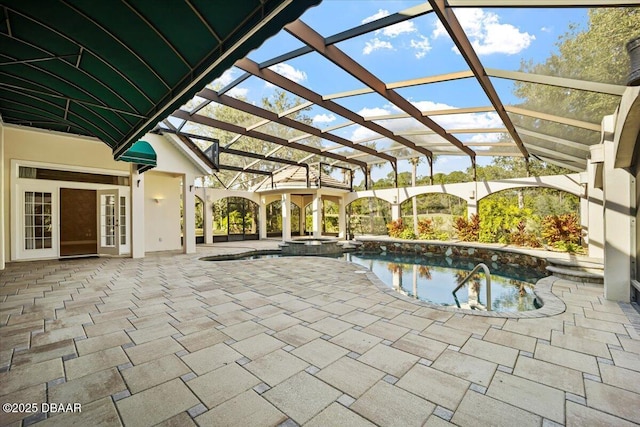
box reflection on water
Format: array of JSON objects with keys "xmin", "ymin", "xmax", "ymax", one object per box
[{"xmin": 345, "ymin": 253, "xmax": 541, "ymax": 312}]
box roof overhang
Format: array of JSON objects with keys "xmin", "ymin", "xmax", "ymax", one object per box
[{"xmin": 0, "ymin": 0, "xmax": 321, "ymax": 159}]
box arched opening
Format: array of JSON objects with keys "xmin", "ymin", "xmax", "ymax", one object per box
[
  {"xmin": 400, "ymin": 193, "xmax": 467, "ymax": 239},
  {"xmin": 265, "ymin": 200, "xmax": 301, "ymax": 237},
  {"xmin": 347, "ymin": 197, "xmax": 391, "ymax": 237},
  {"xmin": 477, "ymin": 187, "xmax": 581, "ymax": 249},
  {"xmin": 212, "ymin": 197, "xmax": 259, "ymax": 242}
]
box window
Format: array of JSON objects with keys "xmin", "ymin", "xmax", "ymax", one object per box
[
  {"xmin": 24, "ymin": 191, "xmax": 52, "ymax": 250},
  {"xmin": 120, "ymin": 196, "xmax": 127, "ymax": 245}
]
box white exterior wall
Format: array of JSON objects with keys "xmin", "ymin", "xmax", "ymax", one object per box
[
  {"xmin": 144, "ymin": 172, "xmax": 182, "ymax": 252},
  {"xmin": 1, "ymin": 126, "xmax": 209, "ymax": 263},
  {"xmin": 3, "ymin": 126, "xmax": 130, "ymax": 262}
]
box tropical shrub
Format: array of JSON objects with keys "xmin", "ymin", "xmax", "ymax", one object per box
[
  {"xmin": 479, "ymin": 198, "xmax": 536, "ymax": 244},
  {"xmin": 510, "ymin": 220, "xmax": 541, "ymax": 248},
  {"xmin": 454, "ymin": 214, "xmax": 480, "ymax": 241},
  {"xmin": 417, "ymin": 217, "xmax": 450, "ymax": 240},
  {"xmin": 386, "ymin": 218, "xmax": 406, "ymax": 238},
  {"xmin": 399, "ymin": 228, "xmax": 416, "ymax": 240},
  {"xmin": 541, "ymin": 213, "xmax": 583, "ymax": 252}
]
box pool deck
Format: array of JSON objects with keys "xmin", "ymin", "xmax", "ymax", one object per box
[{"xmin": 1, "ymin": 240, "xmax": 639, "ymax": 426}]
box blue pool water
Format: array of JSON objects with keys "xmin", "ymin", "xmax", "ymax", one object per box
[
  {"xmin": 205, "ymin": 251, "xmax": 544, "ymax": 312},
  {"xmin": 344, "ymin": 253, "xmax": 542, "ymax": 312}
]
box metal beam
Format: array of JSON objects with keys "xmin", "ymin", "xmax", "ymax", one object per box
[
  {"xmin": 323, "ymin": 70, "xmax": 475, "ymax": 101},
  {"xmin": 525, "ymin": 144, "xmax": 587, "ymax": 163},
  {"xmin": 505, "ymin": 106, "xmax": 601, "ymax": 132},
  {"xmin": 532, "ymin": 155, "xmax": 584, "ymax": 172},
  {"xmin": 428, "ymin": 0, "xmax": 529, "ymax": 158},
  {"xmin": 486, "ymin": 68, "xmax": 626, "ymax": 96},
  {"xmin": 171, "ymin": 109, "xmax": 367, "ymax": 169},
  {"xmin": 158, "ymin": 128, "xmax": 309, "ymax": 169},
  {"xmin": 197, "ymin": 88, "xmax": 397, "ymax": 164},
  {"xmin": 235, "ymin": 57, "xmax": 434, "ymax": 159},
  {"xmin": 285, "ymin": 20, "xmax": 471, "ymax": 158},
  {"xmin": 218, "ymin": 164, "xmax": 272, "ymax": 176},
  {"xmin": 516, "ymin": 127, "xmax": 591, "ymax": 152}
]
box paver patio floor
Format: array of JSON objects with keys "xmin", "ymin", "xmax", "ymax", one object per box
[{"xmin": 1, "ymin": 241, "xmax": 639, "ymax": 426}]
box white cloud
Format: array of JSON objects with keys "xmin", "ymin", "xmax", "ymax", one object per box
[
  {"xmin": 432, "ymin": 8, "xmax": 534, "ymax": 55},
  {"xmin": 363, "ymin": 38, "xmax": 393, "ymax": 55},
  {"xmin": 466, "ymin": 132, "xmax": 503, "ymax": 143},
  {"xmin": 433, "ymin": 111, "xmax": 503, "ymax": 130},
  {"xmin": 409, "ymin": 35, "xmax": 431, "ymax": 59},
  {"xmin": 411, "ymin": 100, "xmax": 455, "ymax": 112},
  {"xmin": 268, "ymin": 63, "xmax": 307, "ymax": 83},
  {"xmin": 362, "ymin": 9, "xmax": 415, "ymax": 37},
  {"xmin": 358, "ymin": 107, "xmax": 391, "ymax": 118},
  {"xmin": 312, "ymin": 113, "xmax": 336, "ymax": 124},
  {"xmin": 382, "ymin": 21, "xmax": 416, "ymax": 38},
  {"xmin": 227, "ymin": 87, "xmax": 249, "ymax": 98},
  {"xmin": 362, "ymin": 9, "xmax": 389, "ymax": 24},
  {"xmin": 540, "ymin": 26, "xmax": 552, "ymax": 33},
  {"xmin": 211, "ymin": 69, "xmax": 237, "ymax": 87}
]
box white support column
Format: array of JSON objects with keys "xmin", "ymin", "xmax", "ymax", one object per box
[
  {"xmin": 312, "ymin": 193, "xmax": 322, "ymax": 238},
  {"xmin": 603, "ymin": 139, "xmax": 635, "ymax": 302},
  {"xmin": 259, "ymin": 196, "xmax": 267, "ymax": 239},
  {"xmin": 467, "ymin": 184, "xmax": 478, "ymax": 219},
  {"xmin": 183, "ymin": 174, "xmax": 196, "ymax": 254},
  {"xmin": 281, "ymin": 193, "xmax": 291, "ymax": 242},
  {"xmin": 391, "ymin": 203, "xmax": 401, "ymax": 221},
  {"xmin": 203, "ymin": 190, "xmax": 213, "ymax": 245},
  {"xmin": 131, "ymin": 169, "xmax": 145, "ymax": 258},
  {"xmin": 338, "ymin": 197, "xmax": 346, "ymax": 239},
  {"xmin": 586, "ymin": 159, "xmax": 604, "ymax": 259}
]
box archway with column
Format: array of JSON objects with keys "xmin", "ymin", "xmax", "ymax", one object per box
[{"xmin": 346, "ymin": 197, "xmax": 392, "ymax": 237}]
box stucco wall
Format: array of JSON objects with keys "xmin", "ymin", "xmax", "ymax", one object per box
[{"xmin": 144, "ymin": 171, "xmax": 182, "ymax": 252}]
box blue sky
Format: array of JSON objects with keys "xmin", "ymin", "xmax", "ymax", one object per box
[{"xmin": 205, "ymin": 1, "xmax": 590, "ymax": 182}]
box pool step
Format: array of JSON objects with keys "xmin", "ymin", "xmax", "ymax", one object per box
[{"xmin": 545, "ymin": 257, "xmax": 604, "ymax": 284}]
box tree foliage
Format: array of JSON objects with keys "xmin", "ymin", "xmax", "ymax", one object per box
[{"xmin": 513, "ymin": 8, "xmax": 639, "ymax": 146}]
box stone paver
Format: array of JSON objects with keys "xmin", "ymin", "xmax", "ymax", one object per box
[
  {"xmin": 451, "ymin": 390, "xmax": 541, "ymax": 427},
  {"xmin": 1, "ymin": 242, "xmax": 639, "ymax": 427},
  {"xmin": 181, "ymin": 342, "xmax": 242, "ymax": 375},
  {"xmin": 187, "ymin": 363, "xmax": 261, "ymax": 408},
  {"xmin": 431, "ymin": 350, "xmax": 497, "ymax": 387},
  {"xmin": 316, "ymin": 357, "xmax": 385, "ymax": 398},
  {"xmin": 116, "ymin": 378, "xmax": 200, "ymax": 427},
  {"xmin": 245, "ymin": 349, "xmax": 309, "ymax": 386},
  {"xmin": 358, "ymin": 343, "xmax": 419, "ymax": 378},
  {"xmin": 306, "ymin": 402, "xmax": 376, "ymax": 427},
  {"xmin": 351, "ymin": 381, "xmax": 435, "ymax": 427},
  {"xmin": 264, "ymin": 371, "xmax": 342, "ymax": 424},
  {"xmin": 194, "ymin": 389, "xmax": 286, "ymax": 427},
  {"xmin": 291, "ymin": 339, "xmax": 349, "ymax": 368},
  {"xmin": 396, "ymin": 364, "xmax": 469, "ymax": 410},
  {"xmin": 121, "ymin": 354, "xmax": 190, "ymax": 394},
  {"xmin": 584, "ymin": 379, "xmax": 640, "ymax": 424},
  {"xmin": 486, "ymin": 371, "xmax": 565, "ymax": 423}
]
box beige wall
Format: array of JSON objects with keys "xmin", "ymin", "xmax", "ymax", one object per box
[{"xmin": 144, "ymin": 171, "xmax": 182, "ymax": 252}]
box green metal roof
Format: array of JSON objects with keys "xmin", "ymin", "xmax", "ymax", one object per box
[{"xmin": 0, "ymin": 0, "xmax": 321, "ymax": 159}]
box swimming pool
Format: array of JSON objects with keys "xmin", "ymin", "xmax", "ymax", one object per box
[
  {"xmin": 344, "ymin": 253, "xmax": 542, "ymax": 312},
  {"xmin": 202, "ymin": 251, "xmax": 544, "ymax": 312}
]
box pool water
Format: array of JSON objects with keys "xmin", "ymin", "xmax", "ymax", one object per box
[
  {"xmin": 204, "ymin": 251, "xmax": 544, "ymax": 312},
  {"xmin": 344, "ymin": 253, "xmax": 543, "ymax": 312}
]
